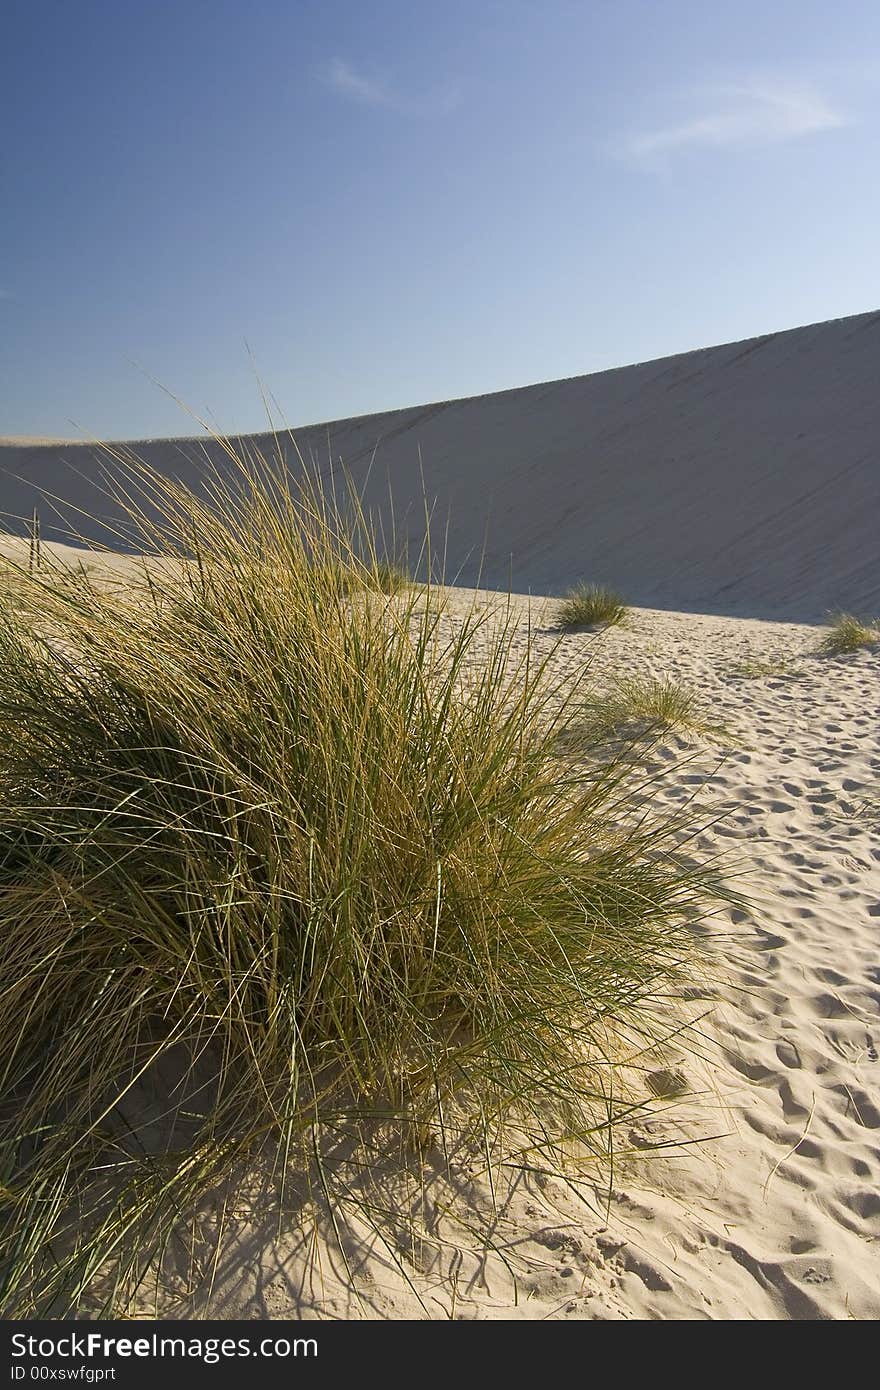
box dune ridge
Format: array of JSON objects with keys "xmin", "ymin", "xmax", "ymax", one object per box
[{"xmin": 3, "ymin": 307, "xmax": 880, "ymax": 621}]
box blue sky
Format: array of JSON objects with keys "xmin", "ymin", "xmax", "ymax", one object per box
[{"xmin": 2, "ymin": 0, "xmax": 878, "ymax": 439}]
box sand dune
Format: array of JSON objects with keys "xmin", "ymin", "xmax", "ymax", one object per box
[
  {"xmin": 3, "ymin": 308, "xmax": 880, "ymax": 621},
  {"xmin": 2, "ymin": 311, "xmax": 878, "ymax": 1319}
]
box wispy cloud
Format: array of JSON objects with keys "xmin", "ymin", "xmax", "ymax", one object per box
[
  {"xmin": 325, "ymin": 57, "xmax": 390, "ymax": 107},
  {"xmin": 322, "ymin": 57, "xmax": 461, "ymax": 117},
  {"xmin": 622, "ymin": 76, "xmax": 847, "ymax": 163}
]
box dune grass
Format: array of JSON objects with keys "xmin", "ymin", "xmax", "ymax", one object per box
[
  {"xmin": 0, "ymin": 446, "xmax": 730, "ymax": 1314},
  {"xmin": 571, "ymin": 674, "xmax": 730, "ymax": 748},
  {"xmin": 556, "ymin": 583, "xmax": 627, "ymax": 631},
  {"xmin": 725, "ymin": 655, "xmax": 798, "ymax": 681},
  {"xmin": 373, "ymin": 558, "xmax": 411, "ymax": 594},
  {"xmin": 818, "ymin": 613, "xmax": 880, "ymax": 656}
]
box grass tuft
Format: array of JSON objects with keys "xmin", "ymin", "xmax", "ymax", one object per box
[
  {"xmin": 372, "ymin": 558, "xmax": 411, "ymax": 594},
  {"xmin": 818, "ymin": 613, "xmax": 880, "ymax": 656},
  {"xmin": 572, "ymin": 675, "xmax": 730, "ymax": 747},
  {"xmin": 556, "ymin": 583, "xmax": 627, "ymax": 631},
  {"xmin": 725, "ymin": 656, "xmax": 798, "ymax": 681},
  {"xmin": 0, "ymin": 449, "xmax": 730, "ymax": 1314}
]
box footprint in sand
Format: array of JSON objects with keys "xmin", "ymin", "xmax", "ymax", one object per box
[{"xmin": 775, "ymin": 1039, "xmax": 802, "ymax": 1069}]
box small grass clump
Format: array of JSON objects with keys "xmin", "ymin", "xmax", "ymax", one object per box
[
  {"xmin": 556, "ymin": 583, "xmax": 627, "ymax": 631},
  {"xmin": 726, "ymin": 656, "xmax": 796, "ymax": 681},
  {"xmin": 0, "ymin": 446, "xmax": 729, "ymax": 1315},
  {"xmin": 573, "ymin": 675, "xmax": 729, "ymax": 747},
  {"xmin": 372, "ymin": 558, "xmax": 410, "ymax": 594},
  {"xmin": 818, "ymin": 613, "xmax": 880, "ymax": 656}
]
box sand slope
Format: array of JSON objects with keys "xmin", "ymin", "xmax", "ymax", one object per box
[{"xmin": 3, "ymin": 309, "xmax": 880, "ymax": 620}]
